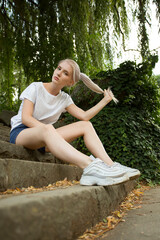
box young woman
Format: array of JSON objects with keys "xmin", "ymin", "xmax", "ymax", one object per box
[{"xmin": 10, "ymin": 59, "xmax": 140, "ymax": 186}]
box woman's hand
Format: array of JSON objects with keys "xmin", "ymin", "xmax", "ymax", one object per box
[
  {"xmin": 104, "ymin": 88, "xmax": 119, "ymax": 104},
  {"xmin": 103, "ymin": 88, "xmax": 113, "ymax": 103}
]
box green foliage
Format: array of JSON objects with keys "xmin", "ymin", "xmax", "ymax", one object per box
[
  {"xmin": 1, "ymin": 0, "xmax": 128, "ymax": 110},
  {"xmin": 1, "ymin": 0, "xmax": 160, "ymax": 110},
  {"xmin": 0, "ymin": 17, "xmax": 15, "ymax": 111},
  {"xmin": 65, "ymin": 57, "xmax": 160, "ymax": 183},
  {"xmin": 155, "ymin": 74, "xmax": 160, "ymax": 87},
  {"xmin": 135, "ymin": 0, "xmax": 150, "ymax": 59}
]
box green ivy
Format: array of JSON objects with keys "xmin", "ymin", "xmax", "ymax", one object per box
[{"xmin": 64, "ymin": 56, "xmax": 160, "ymax": 183}]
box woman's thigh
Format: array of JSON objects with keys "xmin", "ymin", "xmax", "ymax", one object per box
[
  {"xmin": 16, "ymin": 126, "xmax": 46, "ymax": 149},
  {"xmin": 56, "ymin": 121, "xmax": 91, "ymax": 143},
  {"xmin": 15, "ymin": 121, "xmax": 92, "ymax": 148}
]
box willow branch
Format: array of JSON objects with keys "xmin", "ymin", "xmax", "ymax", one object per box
[
  {"xmin": 151, "ymin": 46, "xmax": 160, "ymax": 51},
  {"xmin": 27, "ymin": 0, "xmax": 38, "ymax": 7},
  {"xmin": 124, "ymin": 48, "xmax": 141, "ymax": 52},
  {"xmin": 113, "ymin": 3, "xmax": 126, "ymax": 51},
  {"xmin": 0, "ymin": 5, "xmax": 16, "ymax": 27}
]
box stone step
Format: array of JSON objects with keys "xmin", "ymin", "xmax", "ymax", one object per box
[
  {"xmin": 0, "ymin": 158, "xmax": 82, "ymax": 191},
  {"xmin": 0, "ymin": 140, "xmax": 62, "ymax": 163},
  {"xmin": 0, "ymin": 180, "xmax": 136, "ymax": 240},
  {"xmin": 0, "ymin": 123, "xmax": 10, "ymax": 142}
]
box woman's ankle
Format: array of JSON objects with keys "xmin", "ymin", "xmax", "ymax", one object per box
[{"xmin": 80, "ymin": 157, "xmax": 92, "ymax": 169}]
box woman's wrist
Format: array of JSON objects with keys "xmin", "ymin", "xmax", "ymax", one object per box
[{"xmin": 102, "ymin": 96, "xmax": 111, "ymax": 105}]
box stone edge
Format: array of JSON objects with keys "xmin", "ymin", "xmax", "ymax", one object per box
[
  {"xmin": 0, "ymin": 181, "xmax": 136, "ymax": 240},
  {"xmin": 0, "ymin": 158, "xmax": 83, "ymax": 191}
]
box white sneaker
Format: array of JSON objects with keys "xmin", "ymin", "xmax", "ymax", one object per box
[
  {"xmin": 90, "ymin": 157, "xmax": 128, "ymax": 176},
  {"xmin": 90, "ymin": 155, "xmax": 140, "ymax": 180},
  {"xmin": 80, "ymin": 158, "xmax": 129, "ymax": 186},
  {"xmin": 113, "ymin": 162, "xmax": 141, "ymax": 179}
]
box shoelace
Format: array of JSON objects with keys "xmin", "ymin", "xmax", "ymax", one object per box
[
  {"xmin": 90, "ymin": 156, "xmax": 116, "ymax": 169},
  {"xmin": 94, "ymin": 159, "xmax": 126, "ymax": 173},
  {"xmin": 90, "ymin": 156, "xmax": 127, "ymax": 172}
]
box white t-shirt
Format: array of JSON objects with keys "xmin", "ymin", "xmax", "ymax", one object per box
[{"xmin": 11, "ymin": 82, "xmax": 74, "ymax": 131}]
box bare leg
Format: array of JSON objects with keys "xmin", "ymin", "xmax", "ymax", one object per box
[
  {"xmin": 56, "ymin": 121, "xmax": 113, "ymax": 166},
  {"xmin": 16, "ymin": 124, "xmax": 91, "ymax": 169}
]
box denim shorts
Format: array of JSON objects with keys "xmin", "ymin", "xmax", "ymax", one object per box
[{"xmin": 10, "ymin": 124, "xmax": 45, "ymax": 153}]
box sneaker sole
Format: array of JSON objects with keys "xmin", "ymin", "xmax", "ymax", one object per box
[
  {"xmin": 80, "ymin": 176, "xmax": 114, "ymax": 186},
  {"xmin": 80, "ymin": 174, "xmax": 129, "ymax": 186},
  {"xmin": 128, "ymin": 172, "xmax": 141, "ymax": 180}
]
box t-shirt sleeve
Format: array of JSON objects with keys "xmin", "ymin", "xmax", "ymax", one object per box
[
  {"xmin": 66, "ymin": 94, "xmax": 74, "ymax": 108},
  {"xmin": 62, "ymin": 93, "xmax": 74, "ymax": 113},
  {"xmin": 19, "ymin": 82, "xmax": 36, "ymax": 104}
]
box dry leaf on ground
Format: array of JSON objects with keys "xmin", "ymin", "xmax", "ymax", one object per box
[
  {"xmin": 0, "ymin": 178, "xmax": 79, "ymax": 197},
  {"xmin": 78, "ymin": 183, "xmax": 150, "ymax": 239}
]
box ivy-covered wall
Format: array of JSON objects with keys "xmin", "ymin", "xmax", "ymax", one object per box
[{"xmin": 64, "ymin": 56, "xmax": 160, "ymax": 183}]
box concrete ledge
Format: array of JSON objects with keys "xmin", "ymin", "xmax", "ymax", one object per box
[
  {"xmin": 0, "ymin": 181, "xmax": 136, "ymax": 240},
  {"xmin": 0, "ymin": 140, "xmax": 62, "ymax": 163},
  {"xmin": 0, "ymin": 158, "xmax": 82, "ymax": 191}
]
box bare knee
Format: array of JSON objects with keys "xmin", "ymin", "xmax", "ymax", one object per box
[
  {"xmin": 42, "ymin": 124, "xmax": 55, "ymax": 132},
  {"xmin": 78, "ymin": 120, "xmax": 94, "ymax": 132},
  {"xmin": 40, "ymin": 124, "xmax": 56, "ymax": 138},
  {"xmin": 82, "ymin": 120, "xmax": 93, "ymax": 127}
]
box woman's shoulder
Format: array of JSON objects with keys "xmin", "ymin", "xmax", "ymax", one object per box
[
  {"xmin": 20, "ymin": 82, "xmax": 42, "ymax": 96},
  {"xmin": 60, "ymin": 90, "xmax": 71, "ymax": 98},
  {"xmin": 26, "ymin": 82, "xmax": 43, "ymax": 91},
  {"xmin": 20, "ymin": 82, "xmax": 42, "ymax": 101},
  {"xmin": 60, "ymin": 91, "xmax": 73, "ymax": 106},
  {"xmin": 24, "ymin": 82, "xmax": 41, "ymax": 89},
  {"xmin": 29, "ymin": 82, "xmax": 42, "ymax": 87}
]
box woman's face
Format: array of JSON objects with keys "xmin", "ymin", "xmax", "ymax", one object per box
[{"xmin": 52, "ymin": 61, "xmax": 74, "ymax": 87}]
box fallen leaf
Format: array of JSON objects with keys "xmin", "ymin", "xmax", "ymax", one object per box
[
  {"xmin": 0, "ymin": 178, "xmax": 80, "ymax": 197},
  {"xmin": 78, "ymin": 182, "xmax": 150, "ymax": 239}
]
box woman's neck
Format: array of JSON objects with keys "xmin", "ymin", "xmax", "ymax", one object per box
[{"xmin": 43, "ymin": 82, "xmax": 62, "ymax": 96}]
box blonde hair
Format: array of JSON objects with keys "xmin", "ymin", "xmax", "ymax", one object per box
[{"xmin": 59, "ymin": 59, "xmax": 118, "ymax": 103}]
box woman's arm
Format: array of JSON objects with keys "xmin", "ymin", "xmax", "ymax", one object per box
[
  {"xmin": 22, "ymin": 99, "xmax": 44, "ymax": 127},
  {"xmin": 66, "ymin": 89, "xmax": 113, "ymax": 121}
]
